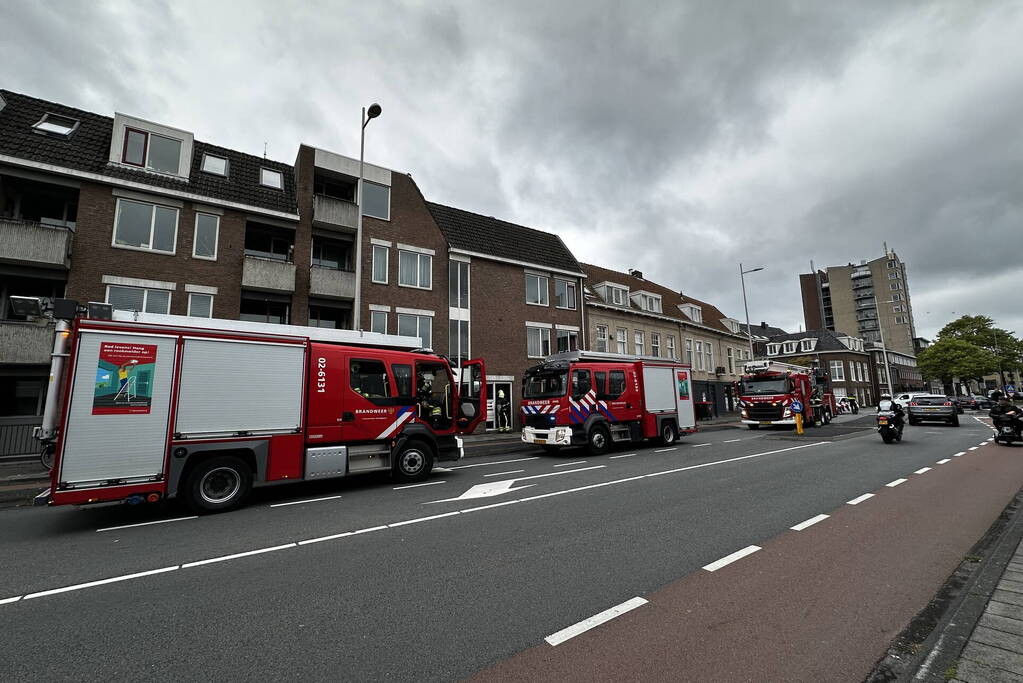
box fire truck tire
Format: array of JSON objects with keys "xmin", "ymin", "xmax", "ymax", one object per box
[
  {"xmin": 184, "ymin": 456, "xmax": 252, "ymax": 514},
  {"xmin": 747, "ymin": 424, "xmax": 760, "ymax": 430},
  {"xmin": 586, "ymin": 425, "xmax": 611, "ymax": 456},
  {"xmin": 394, "ymin": 440, "xmax": 434, "ymax": 482},
  {"xmin": 660, "ymin": 421, "xmax": 677, "ymax": 446}
]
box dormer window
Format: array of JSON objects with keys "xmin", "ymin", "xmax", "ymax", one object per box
[
  {"xmin": 679, "ymin": 303, "xmax": 702, "ymax": 324},
  {"xmin": 122, "ymin": 128, "xmax": 182, "ymax": 174},
  {"xmin": 33, "ymin": 113, "xmax": 80, "ymax": 138},
  {"xmin": 201, "ymin": 153, "xmax": 228, "ymax": 176},
  {"xmin": 767, "ymin": 343, "xmax": 781, "ymax": 356},
  {"xmin": 609, "ymin": 287, "xmax": 628, "ymax": 306},
  {"xmin": 783, "ymin": 341, "xmax": 797, "ymax": 354},
  {"xmin": 800, "ymin": 338, "xmax": 816, "ymax": 352},
  {"xmin": 721, "ymin": 319, "xmax": 741, "ymax": 334},
  {"xmin": 260, "ymin": 168, "xmax": 283, "ymax": 189},
  {"xmin": 638, "ymin": 294, "xmax": 661, "ymax": 313}
]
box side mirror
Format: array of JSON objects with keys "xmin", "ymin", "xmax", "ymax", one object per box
[{"xmin": 461, "ymin": 402, "xmax": 476, "ymax": 419}]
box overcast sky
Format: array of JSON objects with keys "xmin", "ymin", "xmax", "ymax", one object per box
[{"xmin": 4, "ymin": 1, "xmax": 1020, "ymax": 339}]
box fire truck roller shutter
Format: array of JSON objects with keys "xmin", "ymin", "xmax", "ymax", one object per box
[{"xmin": 174, "ymin": 338, "xmax": 306, "ymax": 437}]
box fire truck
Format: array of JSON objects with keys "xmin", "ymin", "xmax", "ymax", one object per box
[
  {"xmin": 27, "ymin": 305, "xmax": 486, "ymax": 513},
  {"xmin": 519, "ymin": 351, "xmax": 697, "ymax": 454},
  {"xmin": 736, "ymin": 360, "xmax": 836, "ymax": 429}
]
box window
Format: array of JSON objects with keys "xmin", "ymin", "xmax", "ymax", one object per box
[
  {"xmin": 33, "ymin": 113, "xmax": 79, "ymax": 137},
  {"xmin": 705, "ymin": 344, "xmax": 713, "ymax": 372},
  {"xmin": 887, "ymin": 260, "xmax": 897, "ymax": 269},
  {"xmin": 888, "ymin": 272, "xmax": 900, "ymax": 280},
  {"xmin": 525, "ymin": 273, "xmax": 549, "ymax": 306},
  {"xmin": 372, "ymin": 245, "xmax": 389, "ymax": 284},
  {"xmin": 192, "ymin": 213, "xmax": 219, "ymax": 260},
  {"xmin": 616, "ymin": 328, "xmax": 628, "ymax": 354},
  {"xmin": 767, "ymin": 344, "xmax": 780, "ymax": 355},
  {"xmin": 527, "ymin": 326, "xmax": 551, "ymax": 358},
  {"xmin": 113, "ymin": 198, "xmax": 178, "ymax": 253},
  {"xmin": 309, "ymin": 304, "xmax": 351, "ymax": 329},
  {"xmin": 312, "ymin": 235, "xmax": 352, "ymax": 271},
  {"xmin": 449, "ymin": 261, "xmax": 469, "ymax": 309},
  {"xmin": 187, "ymin": 293, "xmax": 213, "ymax": 318},
  {"xmin": 608, "ymin": 370, "xmax": 626, "ymax": 398},
  {"xmin": 123, "ymin": 128, "xmax": 147, "ymax": 166},
  {"xmin": 695, "ymin": 341, "xmax": 704, "ymax": 370},
  {"xmin": 398, "ymin": 313, "xmax": 432, "ymax": 348},
  {"xmin": 783, "ymin": 342, "xmax": 797, "ymax": 354},
  {"xmin": 449, "ymin": 319, "xmax": 470, "ymax": 363},
  {"xmin": 893, "ymin": 305, "xmax": 903, "ymax": 313},
  {"xmin": 680, "ymin": 304, "xmax": 702, "ymax": 323},
  {"xmin": 392, "ymin": 364, "xmax": 413, "ymax": 399},
  {"xmin": 594, "ymin": 371, "xmax": 607, "ymax": 397},
  {"xmin": 595, "ymin": 325, "xmax": 609, "ymax": 353},
  {"xmin": 239, "ymin": 296, "xmax": 289, "ymax": 324},
  {"xmin": 361, "ymin": 181, "xmax": 390, "ymax": 220},
  {"xmin": 122, "ymin": 128, "xmax": 181, "ymax": 174},
  {"xmin": 398, "ymin": 250, "xmax": 432, "ymax": 289},
  {"xmin": 244, "ymin": 224, "xmax": 293, "ymax": 261},
  {"xmin": 890, "ymin": 282, "xmax": 903, "ymax": 290},
  {"xmin": 634, "ymin": 331, "xmax": 645, "ymax": 356},
  {"xmin": 640, "ymin": 294, "xmax": 661, "ymax": 312},
  {"xmin": 891, "ymin": 293, "xmax": 903, "ymax": 301},
  {"xmin": 571, "ymin": 369, "xmax": 592, "ymax": 398},
  {"xmin": 685, "ymin": 339, "xmax": 693, "ymax": 365},
  {"xmin": 800, "ymin": 339, "xmax": 814, "ymax": 352},
  {"xmin": 667, "ymin": 335, "xmax": 676, "ymax": 360},
  {"xmin": 370, "ymin": 310, "xmax": 387, "ymax": 334},
  {"xmin": 556, "ymin": 329, "xmax": 579, "ymax": 353},
  {"xmin": 829, "ymin": 360, "xmax": 845, "ymax": 381},
  {"xmin": 554, "ymin": 279, "xmax": 577, "ymax": 309},
  {"xmin": 350, "ymin": 359, "xmax": 392, "ymax": 400},
  {"xmin": 106, "ymin": 285, "xmax": 171, "ymax": 314},
  {"xmin": 609, "ymin": 287, "xmax": 627, "ymax": 306},
  {"xmin": 651, "ymin": 333, "xmax": 660, "ymax": 357},
  {"xmin": 727, "ymin": 347, "xmax": 734, "ymax": 374},
  {"xmin": 201, "ymin": 153, "xmax": 228, "ymax": 176},
  {"xmin": 0, "ymin": 377, "xmax": 45, "ymax": 416},
  {"xmin": 260, "ymin": 168, "xmax": 283, "ymax": 189},
  {"xmin": 895, "ymin": 316, "xmax": 907, "ymax": 324}
]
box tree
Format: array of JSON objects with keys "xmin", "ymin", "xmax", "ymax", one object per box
[
  {"xmin": 917, "ymin": 338, "xmax": 998, "ymax": 387},
  {"xmin": 938, "ymin": 315, "xmax": 1023, "ymax": 385}
]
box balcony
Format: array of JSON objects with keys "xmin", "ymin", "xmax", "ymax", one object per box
[
  {"xmin": 242, "ymin": 256, "xmax": 296, "ymax": 293},
  {"xmin": 309, "ymin": 267, "xmax": 357, "ymax": 299},
  {"xmin": 852, "ymin": 277, "xmax": 874, "ymax": 290},
  {"xmin": 313, "ymin": 195, "xmax": 359, "ymax": 232},
  {"xmin": 0, "ymin": 320, "xmax": 53, "ymax": 364},
  {"xmin": 851, "ymin": 266, "xmax": 872, "ymax": 279},
  {"xmin": 0, "ymin": 218, "xmax": 72, "ymax": 268},
  {"xmin": 856, "ymin": 300, "xmax": 877, "ymax": 310}
]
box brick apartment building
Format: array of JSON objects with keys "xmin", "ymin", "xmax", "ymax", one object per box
[{"xmin": 760, "ymin": 329, "xmax": 879, "ymax": 406}]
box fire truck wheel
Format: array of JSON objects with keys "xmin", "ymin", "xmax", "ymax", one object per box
[
  {"xmin": 660, "ymin": 421, "xmax": 677, "ymax": 446},
  {"xmin": 185, "ymin": 456, "xmax": 252, "ymax": 514},
  {"xmin": 747, "ymin": 424, "xmax": 760, "ymax": 430},
  {"xmin": 586, "ymin": 425, "xmax": 611, "ymax": 456},
  {"xmin": 394, "ymin": 440, "xmax": 433, "ymax": 482}
]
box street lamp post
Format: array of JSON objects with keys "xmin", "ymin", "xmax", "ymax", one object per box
[
  {"xmin": 354, "ymin": 103, "xmax": 382, "ymax": 331},
  {"xmin": 871, "ymin": 295, "xmax": 895, "ymax": 397},
  {"xmin": 740, "ymin": 264, "xmax": 764, "ymax": 360}
]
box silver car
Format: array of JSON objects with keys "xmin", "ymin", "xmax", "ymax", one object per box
[{"xmin": 907, "ymin": 394, "xmax": 959, "ymax": 426}]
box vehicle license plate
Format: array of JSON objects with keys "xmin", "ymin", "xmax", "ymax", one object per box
[
  {"xmin": 760, "ymin": 421, "xmax": 772, "ymax": 425},
  {"xmin": 535, "ymin": 439, "xmax": 546, "ymax": 445}
]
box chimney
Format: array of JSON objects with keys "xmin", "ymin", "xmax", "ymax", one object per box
[
  {"xmin": 760, "ymin": 322, "xmax": 768, "ymax": 329},
  {"xmin": 628, "ymin": 269, "xmax": 643, "ymax": 279}
]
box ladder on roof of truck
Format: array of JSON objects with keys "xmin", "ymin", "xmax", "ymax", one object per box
[{"xmin": 546, "ymin": 350, "xmax": 683, "ymax": 364}]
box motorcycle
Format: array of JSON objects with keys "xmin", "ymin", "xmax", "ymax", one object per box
[
  {"xmin": 876, "ymin": 399, "xmax": 903, "ymax": 444},
  {"xmin": 993, "ymin": 411, "xmax": 1022, "ymax": 446}
]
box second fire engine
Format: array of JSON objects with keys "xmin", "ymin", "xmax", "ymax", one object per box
[{"xmin": 737, "ymin": 360, "xmax": 836, "ymax": 429}]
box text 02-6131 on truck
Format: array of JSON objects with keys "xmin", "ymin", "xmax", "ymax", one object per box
[
  {"xmin": 519, "ymin": 350, "xmax": 697, "ymax": 455},
  {"xmin": 25, "ymin": 300, "xmax": 486, "ymax": 513}
]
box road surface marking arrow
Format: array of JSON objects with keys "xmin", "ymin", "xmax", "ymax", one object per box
[{"xmin": 429, "ymin": 480, "xmax": 535, "ymax": 503}]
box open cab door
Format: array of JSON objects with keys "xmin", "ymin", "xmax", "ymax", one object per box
[{"xmin": 456, "ymin": 358, "xmax": 487, "ymax": 434}]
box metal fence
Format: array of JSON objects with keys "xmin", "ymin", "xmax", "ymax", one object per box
[{"xmin": 0, "ymin": 416, "xmax": 40, "ymax": 458}]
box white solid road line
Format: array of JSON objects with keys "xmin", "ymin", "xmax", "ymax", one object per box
[
  {"xmin": 691, "ymin": 443, "xmax": 711, "ymax": 447},
  {"xmin": 484, "ymin": 470, "xmax": 525, "ymax": 477},
  {"xmin": 545, "ymin": 597, "xmax": 648, "ymax": 646},
  {"xmin": 0, "ymin": 596, "xmax": 23, "ymax": 605},
  {"xmin": 96, "ymin": 516, "xmax": 197, "ymax": 532},
  {"xmin": 654, "ymin": 447, "xmax": 677, "ymax": 453},
  {"xmin": 847, "ymin": 493, "xmax": 874, "ymax": 505},
  {"xmin": 447, "ymin": 457, "xmax": 539, "ymax": 470},
  {"xmin": 791, "ymin": 514, "xmax": 829, "ymax": 531},
  {"xmin": 723, "ymin": 439, "xmax": 742, "ymax": 443},
  {"xmin": 609, "ymin": 453, "xmax": 637, "ymax": 459},
  {"xmin": 269, "ymin": 496, "xmax": 341, "ymax": 508},
  {"xmin": 298, "ymin": 531, "xmax": 353, "ymax": 546},
  {"xmin": 553, "ymin": 460, "xmax": 587, "ymax": 467},
  {"xmin": 886, "ymin": 478, "xmax": 907, "ymax": 488},
  {"xmin": 511, "ymin": 466, "xmax": 606, "ymax": 482},
  {"xmin": 23, "ymin": 566, "xmax": 180, "ymax": 600},
  {"xmin": 388, "ymin": 512, "xmax": 460, "ymax": 527},
  {"xmin": 182, "ymin": 544, "xmax": 296, "ymax": 568},
  {"xmin": 353, "ymin": 525, "xmax": 388, "ymax": 534},
  {"xmin": 393, "ymin": 480, "xmax": 447, "ymax": 490},
  {"xmin": 914, "ymin": 467, "xmax": 932, "ymax": 475},
  {"xmin": 936, "ymin": 459, "xmax": 951, "ymax": 464},
  {"xmin": 703, "ymin": 545, "xmax": 761, "ymax": 572}
]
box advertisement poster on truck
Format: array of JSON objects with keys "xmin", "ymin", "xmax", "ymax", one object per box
[
  {"xmin": 677, "ymin": 370, "xmax": 690, "ymax": 400},
  {"xmin": 92, "ymin": 342, "xmax": 157, "ymax": 415}
]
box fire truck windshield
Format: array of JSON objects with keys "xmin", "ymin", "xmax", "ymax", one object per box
[
  {"xmin": 740, "ymin": 377, "xmax": 790, "ymax": 395},
  {"xmin": 523, "ymin": 370, "xmax": 568, "ymax": 398}
]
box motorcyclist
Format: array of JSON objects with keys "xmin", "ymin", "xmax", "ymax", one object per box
[
  {"xmin": 877, "ymin": 393, "xmax": 905, "ymax": 429},
  {"xmin": 989, "ymin": 391, "xmax": 1021, "ymax": 428}
]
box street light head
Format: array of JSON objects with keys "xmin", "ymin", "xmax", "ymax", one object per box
[
  {"xmin": 749, "ymin": 267, "xmax": 764, "ymax": 273},
  {"xmin": 367, "ymin": 103, "xmax": 382, "ymax": 119}
]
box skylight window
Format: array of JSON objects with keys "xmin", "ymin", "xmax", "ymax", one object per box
[
  {"xmin": 201, "ymin": 153, "xmax": 228, "ymax": 176},
  {"xmin": 260, "ymin": 168, "xmax": 283, "ymax": 189},
  {"xmin": 33, "ymin": 113, "xmax": 80, "ymax": 137}
]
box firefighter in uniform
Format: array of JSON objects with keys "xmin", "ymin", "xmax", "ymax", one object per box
[{"xmin": 496, "ymin": 388, "xmax": 511, "ymax": 432}]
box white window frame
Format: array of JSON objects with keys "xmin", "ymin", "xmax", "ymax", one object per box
[
  {"xmin": 595, "ymin": 324, "xmax": 609, "ymax": 353},
  {"xmin": 783, "ymin": 341, "xmax": 797, "ymax": 354},
  {"xmin": 397, "ymin": 313, "xmax": 433, "ymax": 348},
  {"xmin": 767, "ymin": 343, "xmax": 780, "ymax": 356},
  {"xmin": 112, "ymin": 197, "xmax": 179, "ymax": 255},
  {"xmin": 893, "ymin": 305, "xmax": 903, "ymax": 313},
  {"xmin": 895, "ymin": 315, "xmax": 907, "ymax": 324},
  {"xmin": 727, "ymin": 347, "xmax": 734, "ymax": 374},
  {"xmin": 105, "ymin": 284, "xmax": 172, "ymax": 314},
  {"xmin": 33, "ymin": 113, "xmax": 80, "ymax": 137},
  {"xmin": 887, "ymin": 260, "xmax": 897, "ymax": 268},
  {"xmin": 187, "ymin": 292, "xmax": 213, "ymax": 318},
  {"xmin": 554, "ymin": 279, "xmax": 577, "ymax": 310},
  {"xmin": 651, "ymin": 332, "xmax": 660, "ymax": 357},
  {"xmin": 555, "ymin": 328, "xmax": 578, "ymax": 353},
  {"xmin": 525, "ymin": 273, "xmax": 549, "ymax": 306},
  {"xmin": 705, "ymin": 344, "xmax": 713, "ymax": 373},
  {"xmin": 830, "ymin": 360, "xmax": 845, "ymax": 381},
  {"xmin": 192, "ymin": 212, "xmax": 219, "ymax": 261},
  {"xmin": 667, "ymin": 335, "xmax": 677, "ymax": 360},
  {"xmin": 891, "ymin": 293, "xmax": 903, "ymax": 301},
  {"xmin": 398, "ymin": 250, "xmax": 432, "ymax": 290},
  {"xmin": 616, "ymin": 328, "xmax": 628, "ymax": 354},
  {"xmin": 526, "ymin": 326, "xmax": 552, "ymax": 359},
  {"xmin": 609, "ymin": 287, "xmax": 628, "ymax": 306},
  {"xmin": 888, "ymin": 272, "xmax": 899, "ymax": 279},
  {"xmin": 685, "ymin": 338, "xmax": 693, "ymax": 365},
  {"xmin": 372, "ymin": 245, "xmax": 389, "ymax": 284},
  {"xmin": 890, "ymin": 282, "xmax": 902, "ymax": 290},
  {"xmin": 634, "ymin": 330, "xmax": 645, "ymax": 356},
  {"xmin": 370, "ymin": 310, "xmax": 387, "ymax": 334},
  {"xmin": 695, "ymin": 341, "xmax": 704, "ymax": 370},
  {"xmin": 122, "ymin": 127, "xmax": 184, "ymax": 175},
  {"xmin": 260, "ymin": 168, "xmax": 284, "ymax": 189},
  {"xmin": 800, "ymin": 339, "xmax": 814, "ymax": 352},
  {"xmin": 200, "ymin": 153, "xmax": 228, "ymax": 176}
]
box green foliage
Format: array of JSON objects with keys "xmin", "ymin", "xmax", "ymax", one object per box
[
  {"xmin": 918, "ymin": 338, "xmax": 998, "ymax": 383},
  {"xmin": 938, "ymin": 315, "xmax": 1023, "ymax": 369}
]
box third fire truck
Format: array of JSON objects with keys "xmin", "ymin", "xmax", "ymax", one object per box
[
  {"xmin": 737, "ymin": 359, "xmax": 836, "ymax": 429},
  {"xmin": 520, "ymin": 351, "xmax": 697, "ymax": 454}
]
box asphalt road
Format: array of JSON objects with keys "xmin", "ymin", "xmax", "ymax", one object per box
[{"xmin": 0, "ymin": 413, "xmax": 1018, "ymax": 681}]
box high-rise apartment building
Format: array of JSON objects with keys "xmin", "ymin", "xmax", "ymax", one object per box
[{"xmin": 799, "ymin": 250, "xmax": 917, "ymax": 357}]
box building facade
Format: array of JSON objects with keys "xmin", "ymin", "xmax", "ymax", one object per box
[{"xmin": 760, "ymin": 329, "xmax": 879, "ymax": 406}]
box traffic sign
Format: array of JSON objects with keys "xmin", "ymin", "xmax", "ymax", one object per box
[
  {"xmin": 790, "ymin": 400, "xmax": 804, "ymax": 414},
  {"xmin": 1005, "ymin": 385, "xmax": 1016, "ymax": 393}
]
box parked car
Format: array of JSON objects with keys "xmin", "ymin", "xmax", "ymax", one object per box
[
  {"xmin": 837, "ymin": 397, "xmax": 859, "ymax": 414},
  {"xmin": 893, "ymin": 392, "xmax": 928, "ymax": 408},
  {"xmin": 957, "ymin": 395, "xmax": 978, "ymax": 410},
  {"xmin": 907, "ymin": 395, "xmax": 959, "ymax": 426},
  {"xmin": 946, "ymin": 396, "xmax": 964, "ymax": 414},
  {"xmin": 972, "ymin": 395, "xmax": 993, "ymax": 410}
]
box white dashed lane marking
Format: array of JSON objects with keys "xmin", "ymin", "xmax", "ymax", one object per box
[
  {"xmin": 96, "ymin": 516, "xmax": 197, "ymax": 532},
  {"xmin": 847, "ymin": 493, "xmax": 874, "ymax": 505},
  {"xmin": 270, "ymin": 496, "xmax": 341, "ymax": 508},
  {"xmin": 703, "ymin": 545, "xmax": 761, "ymax": 572},
  {"xmin": 791, "ymin": 514, "xmax": 829, "ymax": 531},
  {"xmin": 553, "ymin": 461, "xmax": 587, "ymax": 468},
  {"xmin": 936, "ymin": 459, "xmax": 951, "ymax": 464},
  {"xmin": 914, "ymin": 467, "xmax": 932, "ymax": 475},
  {"xmin": 393, "ymin": 481, "xmax": 447, "ymax": 490},
  {"xmin": 447, "ymin": 457, "xmax": 539, "ymax": 470},
  {"xmin": 609, "ymin": 453, "xmax": 637, "ymax": 459},
  {"xmin": 544, "ymin": 597, "xmax": 648, "ymax": 646},
  {"xmin": 484, "ymin": 470, "xmax": 525, "ymax": 477},
  {"xmin": 886, "ymin": 479, "xmax": 907, "ymax": 487}
]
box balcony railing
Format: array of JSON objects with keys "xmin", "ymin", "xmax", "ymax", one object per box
[
  {"xmin": 242, "ymin": 255, "xmax": 296, "ymax": 292},
  {"xmin": 0, "ymin": 320, "xmax": 53, "ymax": 364},
  {"xmin": 309, "ymin": 267, "xmax": 357, "ymax": 299},
  {"xmin": 313, "ymin": 195, "xmax": 359, "ymax": 231},
  {"xmin": 851, "ymin": 267, "xmax": 872, "ymax": 279},
  {"xmin": 0, "ymin": 218, "xmax": 72, "ymax": 268}
]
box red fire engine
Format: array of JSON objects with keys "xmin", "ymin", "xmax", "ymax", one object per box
[
  {"xmin": 519, "ymin": 351, "xmax": 697, "ymax": 455},
  {"xmin": 32, "ymin": 309, "xmax": 486, "ymax": 513},
  {"xmin": 737, "ymin": 360, "xmax": 836, "ymax": 429}
]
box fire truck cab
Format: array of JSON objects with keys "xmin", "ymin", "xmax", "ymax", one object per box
[
  {"xmin": 737, "ymin": 360, "xmax": 835, "ymax": 429},
  {"xmin": 34, "ymin": 309, "xmax": 486, "ymax": 513},
  {"xmin": 519, "ymin": 351, "xmax": 697, "ymax": 455}
]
